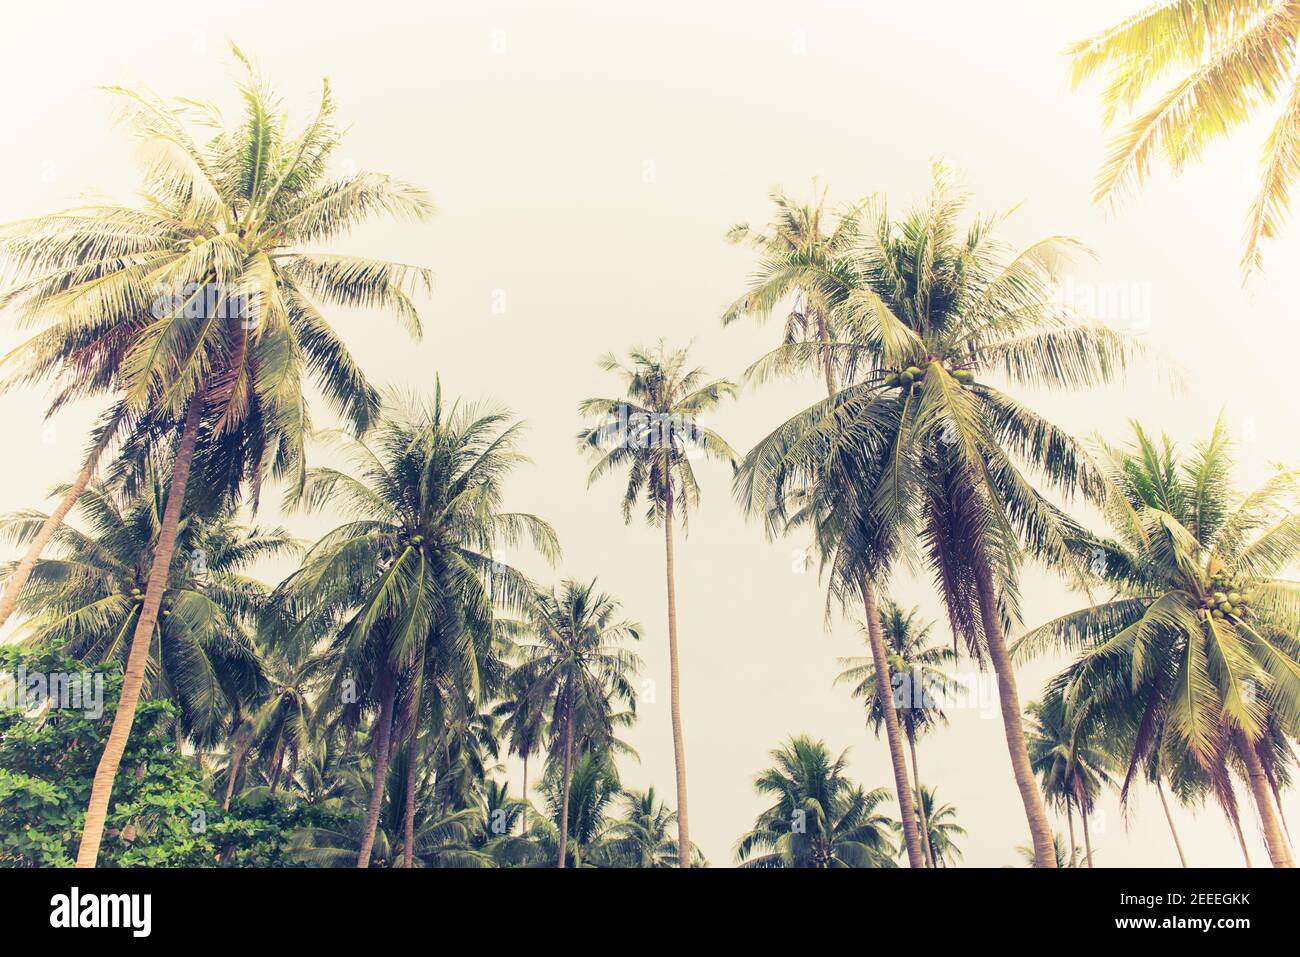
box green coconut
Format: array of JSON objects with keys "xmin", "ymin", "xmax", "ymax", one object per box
[
  {"xmin": 1228, "ymin": 591, "xmax": 1241, "ymax": 604},
  {"xmin": 883, "ymin": 373, "xmax": 899, "ymax": 387},
  {"xmin": 953, "ymin": 369, "xmax": 974, "ymax": 384},
  {"xmin": 899, "ymin": 371, "xmax": 914, "ymax": 386},
  {"xmin": 1212, "ymin": 591, "xmax": 1227, "ymax": 604},
  {"xmin": 905, "ymin": 366, "xmax": 923, "ymax": 380}
]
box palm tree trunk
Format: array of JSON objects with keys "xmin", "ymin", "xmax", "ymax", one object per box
[
  {"xmin": 401, "ymin": 730, "xmax": 420, "ymax": 868},
  {"xmin": 520, "ymin": 753, "xmax": 529, "ymax": 834},
  {"xmin": 222, "ymin": 744, "xmax": 246, "ymax": 812},
  {"xmin": 1155, "ymin": 777, "xmax": 1188, "ymax": 867},
  {"xmin": 0, "ymin": 447, "xmax": 101, "ymax": 634},
  {"xmin": 662, "ymin": 493, "xmax": 691, "ymax": 868},
  {"xmin": 972, "ymin": 550, "xmax": 1056, "ymax": 867},
  {"xmin": 268, "ymin": 739, "xmax": 286, "ymax": 794},
  {"xmin": 814, "ymin": 309, "xmax": 836, "ymax": 396},
  {"xmin": 357, "ymin": 672, "xmax": 396, "ymax": 868},
  {"xmin": 1240, "ymin": 737, "xmax": 1294, "ymax": 867},
  {"xmin": 75, "ymin": 398, "xmax": 202, "ymax": 868},
  {"xmin": 1066, "ymin": 796, "xmax": 1077, "ymax": 864},
  {"xmin": 906, "ymin": 730, "xmax": 934, "ymax": 868},
  {"xmin": 1080, "ymin": 804, "xmax": 1094, "ymax": 868},
  {"xmin": 862, "ymin": 576, "xmax": 925, "ymax": 868},
  {"xmin": 557, "ymin": 698, "xmax": 575, "ymax": 869}
]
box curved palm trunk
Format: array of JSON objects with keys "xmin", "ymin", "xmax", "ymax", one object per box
[
  {"xmin": 0, "ymin": 448, "xmax": 100, "ymax": 634},
  {"xmin": 1066, "ymin": 796, "xmax": 1077, "ymax": 864},
  {"xmin": 557, "ymin": 698, "xmax": 575, "ymax": 869},
  {"xmin": 1155, "ymin": 778, "xmax": 1188, "ymax": 867},
  {"xmin": 357, "ymin": 673, "xmax": 396, "ymax": 869},
  {"xmin": 863, "ymin": 577, "xmax": 925, "ymax": 868},
  {"xmin": 520, "ymin": 753, "xmax": 529, "ymax": 834},
  {"xmin": 1241, "ymin": 738, "xmax": 1294, "ymax": 867},
  {"xmin": 1080, "ymin": 805, "xmax": 1094, "ymax": 868},
  {"xmin": 906, "ymin": 730, "xmax": 934, "ymax": 868},
  {"xmin": 972, "ymin": 552, "xmax": 1056, "ymax": 867},
  {"xmin": 75, "ymin": 399, "xmax": 202, "ymax": 868},
  {"xmin": 267, "ymin": 739, "xmax": 286, "ymax": 794},
  {"xmin": 1231, "ymin": 813, "xmax": 1254, "ymax": 867},
  {"xmin": 662, "ymin": 496, "xmax": 691, "ymax": 867},
  {"xmin": 401, "ymin": 730, "xmax": 420, "ymax": 868},
  {"xmin": 222, "ymin": 743, "xmax": 247, "ymax": 812}
]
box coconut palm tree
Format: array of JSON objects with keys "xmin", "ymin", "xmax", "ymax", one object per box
[
  {"xmin": 1026, "ymin": 693, "xmax": 1115, "ymax": 867},
  {"xmin": 1017, "ymin": 833, "xmax": 1081, "ymax": 868},
  {"xmin": 0, "ymin": 49, "xmax": 435, "ymax": 866},
  {"xmin": 1016, "ymin": 418, "xmax": 1300, "ymax": 867},
  {"xmin": 723, "ymin": 185, "xmax": 864, "ymax": 394},
  {"xmin": 835, "ymin": 599, "xmax": 955, "ymax": 866},
  {"xmin": 578, "ymin": 342, "xmax": 737, "ymax": 866},
  {"xmin": 597, "ymin": 787, "xmax": 689, "ymax": 867},
  {"xmin": 1067, "ymin": 0, "xmax": 1300, "ymax": 274},
  {"xmin": 1, "ymin": 472, "xmax": 294, "ymax": 742},
  {"xmin": 915, "ymin": 785, "xmax": 966, "ymax": 866},
  {"xmin": 509, "ymin": 580, "xmax": 641, "ymax": 867},
  {"xmin": 279, "ymin": 392, "xmax": 558, "ymax": 867},
  {"xmin": 737, "ymin": 166, "xmax": 1144, "ymax": 865},
  {"xmin": 735, "ymin": 735, "xmax": 898, "ymax": 868}
]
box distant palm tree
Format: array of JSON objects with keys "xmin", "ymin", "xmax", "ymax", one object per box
[
  {"xmin": 280, "ymin": 392, "xmax": 557, "ymax": 867},
  {"xmin": 1067, "ymin": 1, "xmax": 1300, "ymax": 274},
  {"xmin": 510, "ymin": 580, "xmax": 641, "ymax": 867},
  {"xmin": 578, "ymin": 342, "xmax": 736, "ymax": 866},
  {"xmin": 1017, "ymin": 833, "xmax": 1081, "ymax": 868},
  {"xmin": 915, "ymin": 785, "xmax": 966, "ymax": 867},
  {"xmin": 723, "ymin": 185, "xmax": 864, "ymax": 394},
  {"xmin": 1026, "ymin": 694, "xmax": 1114, "ymax": 867},
  {"xmin": 598, "ymin": 787, "xmax": 687, "ymax": 867},
  {"xmin": 1016, "ymin": 419, "xmax": 1300, "ymax": 867},
  {"xmin": 836, "ymin": 599, "xmax": 955, "ymax": 866},
  {"xmin": 736, "ymin": 735, "xmax": 897, "ymax": 868},
  {"xmin": 0, "ymin": 47, "xmax": 434, "ymax": 866}
]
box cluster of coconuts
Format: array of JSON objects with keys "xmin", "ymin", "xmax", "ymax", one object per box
[
  {"xmin": 123, "ymin": 585, "xmax": 175, "ymax": 618},
  {"xmin": 1204, "ymin": 570, "xmax": 1253, "ymax": 620},
  {"xmin": 882, "ymin": 364, "xmax": 976, "ymax": 389}
]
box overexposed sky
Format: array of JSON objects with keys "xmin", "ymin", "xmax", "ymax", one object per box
[{"xmin": 2, "ymin": 0, "xmax": 1298, "ymax": 866}]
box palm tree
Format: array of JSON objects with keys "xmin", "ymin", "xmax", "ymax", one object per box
[
  {"xmin": 510, "ymin": 580, "xmax": 641, "ymax": 867},
  {"xmin": 578, "ymin": 342, "xmax": 737, "ymax": 866},
  {"xmin": 598, "ymin": 787, "xmax": 689, "ymax": 867},
  {"xmin": 1067, "ymin": 1, "xmax": 1300, "ymax": 274},
  {"xmin": 1016, "ymin": 833, "xmax": 1081, "ymax": 868},
  {"xmin": 737, "ymin": 166, "xmax": 1143, "ymax": 865},
  {"xmin": 280, "ymin": 392, "xmax": 558, "ymax": 867},
  {"xmin": 735, "ymin": 735, "xmax": 897, "ymax": 868},
  {"xmin": 541, "ymin": 750, "xmax": 622, "ymax": 868},
  {"xmin": 723, "ymin": 185, "xmax": 864, "ymax": 394},
  {"xmin": 915, "ymin": 785, "xmax": 966, "ymax": 866},
  {"xmin": 1026, "ymin": 694, "xmax": 1115, "ymax": 867},
  {"xmin": 1016, "ymin": 419, "xmax": 1300, "ymax": 867},
  {"xmin": 835, "ymin": 599, "xmax": 955, "ymax": 866},
  {"xmin": 0, "ymin": 49, "xmax": 434, "ymax": 866},
  {"xmin": 2, "ymin": 472, "xmax": 294, "ymax": 742}
]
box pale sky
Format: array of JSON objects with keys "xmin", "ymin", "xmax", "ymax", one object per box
[{"xmin": 2, "ymin": 0, "xmax": 1298, "ymax": 866}]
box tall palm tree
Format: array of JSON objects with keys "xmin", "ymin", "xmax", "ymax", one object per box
[
  {"xmin": 738, "ymin": 166, "xmax": 1143, "ymax": 865},
  {"xmin": 598, "ymin": 787, "xmax": 687, "ymax": 867},
  {"xmin": 1026, "ymin": 694, "xmax": 1115, "ymax": 867},
  {"xmin": 578, "ymin": 342, "xmax": 737, "ymax": 867},
  {"xmin": 835, "ymin": 599, "xmax": 955, "ymax": 866},
  {"xmin": 280, "ymin": 392, "xmax": 558, "ymax": 867},
  {"xmin": 1067, "ymin": 0, "xmax": 1300, "ymax": 274},
  {"xmin": 1016, "ymin": 419, "xmax": 1300, "ymax": 867},
  {"xmin": 510, "ymin": 580, "xmax": 641, "ymax": 867},
  {"xmin": 0, "ymin": 49, "xmax": 434, "ymax": 866},
  {"xmin": 736, "ymin": 735, "xmax": 897, "ymax": 868}
]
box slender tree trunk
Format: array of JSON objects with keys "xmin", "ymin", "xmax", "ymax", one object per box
[
  {"xmin": 268, "ymin": 739, "xmax": 286, "ymax": 794},
  {"xmin": 1080, "ymin": 805, "xmax": 1094, "ymax": 868},
  {"xmin": 1066, "ymin": 796, "xmax": 1077, "ymax": 864},
  {"xmin": 814, "ymin": 309, "xmax": 836, "ymax": 397},
  {"xmin": 972, "ymin": 551, "xmax": 1056, "ymax": 867},
  {"xmin": 520, "ymin": 753, "xmax": 529, "ymax": 834},
  {"xmin": 662, "ymin": 494, "xmax": 691, "ymax": 868},
  {"xmin": 0, "ymin": 448, "xmax": 100, "ymax": 634},
  {"xmin": 1241, "ymin": 738, "xmax": 1294, "ymax": 867},
  {"xmin": 557, "ymin": 699, "xmax": 575, "ymax": 869},
  {"xmin": 906, "ymin": 730, "xmax": 933, "ymax": 867},
  {"xmin": 1155, "ymin": 778, "xmax": 1188, "ymax": 868},
  {"xmin": 862, "ymin": 577, "xmax": 925, "ymax": 868},
  {"xmin": 75, "ymin": 399, "xmax": 202, "ymax": 868},
  {"xmin": 222, "ymin": 744, "xmax": 246, "ymax": 812},
  {"xmin": 401, "ymin": 730, "xmax": 419, "ymax": 868},
  {"xmin": 357, "ymin": 673, "xmax": 396, "ymax": 869}
]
